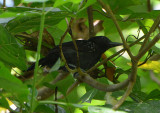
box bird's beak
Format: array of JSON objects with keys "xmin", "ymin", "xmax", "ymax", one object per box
[{"xmin": 109, "ymin": 42, "xmax": 123, "ymax": 47}]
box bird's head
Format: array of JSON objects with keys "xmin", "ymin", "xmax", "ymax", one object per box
[{"xmin": 89, "ymin": 36, "xmax": 123, "ymax": 49}]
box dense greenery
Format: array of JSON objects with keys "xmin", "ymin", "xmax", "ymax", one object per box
[{"xmin": 0, "ymin": 0, "xmax": 160, "ymax": 113}]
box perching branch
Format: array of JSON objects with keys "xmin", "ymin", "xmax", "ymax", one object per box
[
  {"xmin": 87, "ymin": 34, "xmax": 146, "ymax": 73},
  {"xmin": 75, "ymin": 72, "xmax": 130, "ymax": 91}
]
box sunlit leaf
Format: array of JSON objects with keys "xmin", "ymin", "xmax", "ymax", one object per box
[{"xmin": 138, "ymin": 61, "xmax": 160, "ymax": 73}]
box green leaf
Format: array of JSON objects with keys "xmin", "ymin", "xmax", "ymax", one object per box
[
  {"xmin": 127, "ymin": 10, "xmax": 160, "ymax": 20},
  {"xmin": 145, "ymin": 89, "xmax": 160, "ymax": 100},
  {"xmin": 47, "ymin": 22, "xmax": 71, "ymax": 45},
  {"xmin": 103, "ymin": 18, "xmax": 132, "ymax": 35},
  {"xmin": 51, "ymin": 74, "xmax": 74, "ymax": 95},
  {"xmin": 54, "ymin": 0, "xmax": 82, "ymax": 7},
  {"xmin": 120, "ymin": 100, "xmax": 160, "ymax": 113},
  {"xmin": 79, "ymin": 89, "xmax": 98, "ymax": 103},
  {"xmin": 49, "ymin": 58, "xmax": 61, "ymax": 72},
  {"xmin": 23, "ymin": 0, "xmax": 48, "ymax": 3},
  {"xmin": 0, "ymin": 24, "xmax": 27, "ymax": 70},
  {"xmin": 35, "ymin": 104, "xmax": 65, "ymax": 113},
  {"xmin": 0, "ymin": 94, "xmax": 10, "ymax": 109},
  {"xmin": 6, "ymin": 11, "xmax": 71, "ymax": 34},
  {"xmin": 152, "ymin": 44, "xmax": 160, "ymax": 54},
  {"xmin": 0, "ymin": 61, "xmax": 29, "ymax": 102},
  {"xmin": 88, "ymin": 106, "xmax": 126, "ymax": 113},
  {"xmin": 132, "ymin": 76, "xmax": 141, "ymax": 92}
]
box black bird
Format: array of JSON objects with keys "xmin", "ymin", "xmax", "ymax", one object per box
[{"xmin": 27, "ymin": 36, "xmax": 122, "ymax": 71}]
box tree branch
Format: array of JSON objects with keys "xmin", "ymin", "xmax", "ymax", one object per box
[
  {"xmin": 87, "ymin": 35, "xmax": 145, "ymax": 73},
  {"xmin": 59, "ymin": 18, "xmax": 76, "ymax": 73},
  {"xmin": 139, "ymin": 14, "xmax": 160, "ymax": 52},
  {"xmin": 97, "ymin": 0, "xmax": 134, "ymax": 59},
  {"xmin": 113, "ymin": 60, "xmax": 138, "ymax": 109},
  {"xmin": 136, "ymin": 33, "xmax": 160, "ymax": 60},
  {"xmin": 87, "ymin": 6, "xmax": 95, "ymax": 37},
  {"xmin": 75, "ymin": 72, "xmax": 130, "ymax": 92}
]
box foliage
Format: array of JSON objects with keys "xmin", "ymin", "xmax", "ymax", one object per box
[{"xmin": 0, "ymin": 0, "xmax": 160, "ymax": 112}]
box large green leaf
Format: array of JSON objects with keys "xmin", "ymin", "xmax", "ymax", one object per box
[
  {"xmin": 0, "ymin": 24, "xmax": 27, "ymax": 70},
  {"xmin": 54, "ymin": 0, "xmax": 82, "ymax": 7},
  {"xmin": 0, "ymin": 61, "xmax": 29, "ymax": 102},
  {"xmin": 127, "ymin": 10, "xmax": 160, "ymax": 20},
  {"xmin": 6, "ymin": 10, "xmax": 72, "ymax": 34},
  {"xmin": 120, "ymin": 100, "xmax": 160, "ymax": 113}
]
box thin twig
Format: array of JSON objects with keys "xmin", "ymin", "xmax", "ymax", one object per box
[
  {"xmin": 97, "ymin": 0, "xmax": 134, "ymax": 59},
  {"xmin": 139, "ymin": 14, "xmax": 160, "ymax": 52},
  {"xmin": 87, "ymin": 6, "xmax": 95, "ymax": 37},
  {"xmin": 59, "ymin": 18, "xmax": 76, "ymax": 73},
  {"xmin": 136, "ymin": 33, "xmax": 160, "ymax": 60},
  {"xmin": 87, "ymin": 35, "xmax": 145, "ymax": 73}
]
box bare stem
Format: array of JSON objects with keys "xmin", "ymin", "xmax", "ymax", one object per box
[{"xmin": 87, "ymin": 6, "xmax": 95, "ymax": 37}]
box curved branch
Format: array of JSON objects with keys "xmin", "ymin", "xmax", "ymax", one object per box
[
  {"xmin": 59, "ymin": 18, "xmax": 76, "ymax": 73},
  {"xmin": 76, "ymin": 73, "xmax": 130, "ymax": 92},
  {"xmin": 113, "ymin": 60, "xmax": 138, "ymax": 109}
]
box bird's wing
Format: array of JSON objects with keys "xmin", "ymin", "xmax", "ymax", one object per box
[{"xmin": 61, "ymin": 40, "xmax": 96, "ymax": 53}]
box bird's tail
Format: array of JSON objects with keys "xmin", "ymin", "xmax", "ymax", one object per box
[{"xmin": 27, "ymin": 52, "xmax": 59, "ymax": 71}]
